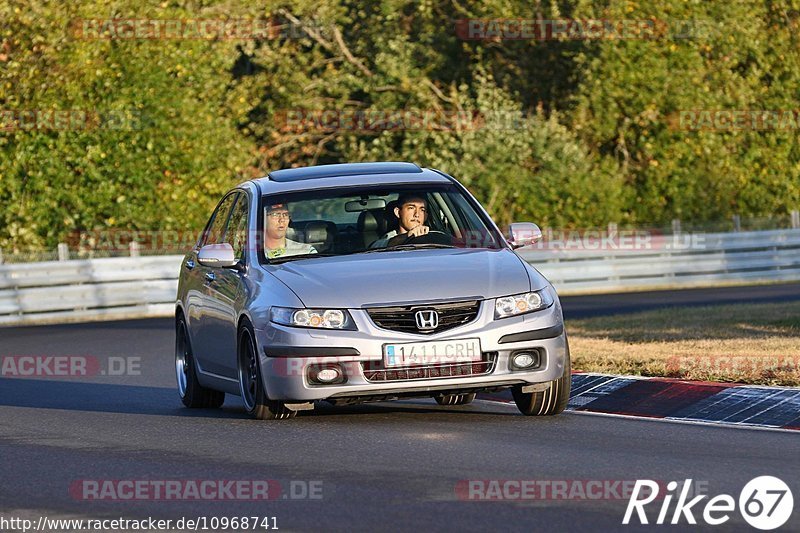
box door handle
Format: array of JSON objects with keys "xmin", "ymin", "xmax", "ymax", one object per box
[
  {"xmin": 205, "ymin": 272, "xmax": 216, "ymax": 283},
  {"xmin": 185, "ymin": 260, "xmax": 195, "ymax": 270}
]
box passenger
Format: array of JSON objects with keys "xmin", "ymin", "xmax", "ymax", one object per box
[
  {"xmin": 371, "ymin": 193, "xmax": 430, "ymax": 248},
  {"xmin": 264, "ymin": 203, "xmax": 317, "ymax": 259}
]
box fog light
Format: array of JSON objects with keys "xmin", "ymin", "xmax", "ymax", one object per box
[
  {"xmin": 316, "ymin": 368, "xmax": 341, "ymax": 383},
  {"xmin": 510, "ymin": 350, "xmax": 540, "ymax": 370},
  {"xmin": 307, "ymin": 364, "xmax": 347, "ymax": 385}
]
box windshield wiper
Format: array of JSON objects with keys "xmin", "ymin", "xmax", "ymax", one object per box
[
  {"xmin": 268, "ymin": 252, "xmax": 338, "ymax": 264},
  {"xmin": 361, "ymin": 243, "xmax": 456, "ymax": 253}
]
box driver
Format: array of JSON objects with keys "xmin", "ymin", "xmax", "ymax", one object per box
[
  {"xmin": 264, "ymin": 203, "xmax": 317, "ymax": 259},
  {"xmin": 372, "ymin": 193, "xmax": 430, "ymax": 248}
]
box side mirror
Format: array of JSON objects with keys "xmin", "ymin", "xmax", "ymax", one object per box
[
  {"xmin": 197, "ymin": 243, "xmax": 239, "ymax": 268},
  {"xmin": 507, "ymin": 223, "xmax": 542, "ymax": 249}
]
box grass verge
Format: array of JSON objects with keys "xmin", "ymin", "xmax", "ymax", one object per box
[{"xmin": 567, "ymin": 301, "xmax": 800, "ymax": 386}]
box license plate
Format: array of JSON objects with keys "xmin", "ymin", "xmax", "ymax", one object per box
[{"xmin": 383, "ymin": 338, "xmax": 482, "ymax": 367}]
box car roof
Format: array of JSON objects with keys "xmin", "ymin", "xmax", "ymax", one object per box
[
  {"xmin": 269, "ymin": 162, "xmax": 423, "ymax": 182},
  {"xmin": 247, "ymin": 162, "xmax": 452, "ymax": 194}
]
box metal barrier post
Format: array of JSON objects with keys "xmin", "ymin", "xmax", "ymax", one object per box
[{"xmin": 57, "ymin": 243, "xmax": 69, "ymax": 261}]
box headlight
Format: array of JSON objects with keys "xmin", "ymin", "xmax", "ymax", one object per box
[
  {"xmin": 270, "ymin": 307, "xmax": 356, "ymax": 330},
  {"xmin": 494, "ymin": 289, "xmax": 553, "ymax": 319}
]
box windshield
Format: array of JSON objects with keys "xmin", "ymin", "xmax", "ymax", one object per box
[{"xmin": 259, "ymin": 183, "xmax": 504, "ymax": 263}]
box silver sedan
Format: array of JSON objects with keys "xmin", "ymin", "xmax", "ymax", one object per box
[{"xmin": 175, "ymin": 162, "xmax": 570, "ymax": 419}]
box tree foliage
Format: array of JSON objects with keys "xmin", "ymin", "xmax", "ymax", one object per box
[{"xmin": 1, "ymin": 0, "xmax": 798, "ymax": 250}]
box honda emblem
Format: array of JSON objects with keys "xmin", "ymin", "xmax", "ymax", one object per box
[{"xmin": 415, "ymin": 310, "xmax": 439, "ymax": 331}]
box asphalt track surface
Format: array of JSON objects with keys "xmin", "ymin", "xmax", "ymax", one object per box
[
  {"xmin": 2, "ymin": 283, "xmax": 800, "ymax": 532},
  {"xmin": 561, "ymin": 280, "xmax": 800, "ymax": 319}
]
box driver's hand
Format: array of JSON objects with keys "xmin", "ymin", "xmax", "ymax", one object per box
[{"xmin": 407, "ymin": 225, "xmax": 430, "ymax": 237}]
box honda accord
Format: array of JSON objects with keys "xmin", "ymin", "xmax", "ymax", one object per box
[{"xmin": 175, "ymin": 162, "xmax": 569, "ymax": 419}]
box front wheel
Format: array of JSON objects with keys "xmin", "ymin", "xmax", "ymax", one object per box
[
  {"xmin": 238, "ymin": 324, "xmax": 297, "ymax": 420},
  {"xmin": 512, "ymin": 344, "xmax": 571, "ymax": 416}
]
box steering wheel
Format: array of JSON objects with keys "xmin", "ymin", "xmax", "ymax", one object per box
[{"xmin": 404, "ymin": 230, "xmax": 453, "ymax": 246}]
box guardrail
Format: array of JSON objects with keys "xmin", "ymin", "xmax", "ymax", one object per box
[
  {"xmin": 1, "ymin": 228, "xmax": 799, "ymax": 326},
  {"xmin": 519, "ymin": 228, "xmax": 800, "ymax": 294},
  {"xmin": 0, "ymin": 255, "xmax": 182, "ymax": 326}
]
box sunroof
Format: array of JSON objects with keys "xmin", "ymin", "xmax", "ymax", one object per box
[{"xmin": 268, "ymin": 162, "xmax": 423, "ymax": 182}]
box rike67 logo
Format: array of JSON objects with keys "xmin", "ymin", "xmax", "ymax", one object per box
[{"xmin": 624, "ymin": 477, "xmax": 794, "ymax": 530}]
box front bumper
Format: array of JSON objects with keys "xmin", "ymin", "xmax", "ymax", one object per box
[{"xmin": 254, "ymin": 298, "xmax": 567, "ymax": 402}]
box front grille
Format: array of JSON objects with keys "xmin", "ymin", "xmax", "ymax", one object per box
[
  {"xmin": 366, "ymin": 300, "xmax": 481, "ymax": 334},
  {"xmin": 362, "ymin": 352, "xmax": 497, "ymax": 382}
]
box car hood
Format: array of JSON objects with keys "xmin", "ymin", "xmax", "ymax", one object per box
[{"xmin": 267, "ymin": 248, "xmax": 544, "ymax": 308}]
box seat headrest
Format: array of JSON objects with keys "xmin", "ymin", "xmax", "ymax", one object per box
[
  {"xmin": 304, "ymin": 220, "xmax": 335, "ymax": 247},
  {"xmin": 357, "ymin": 208, "xmax": 387, "ymax": 235}
]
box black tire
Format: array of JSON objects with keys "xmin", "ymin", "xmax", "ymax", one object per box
[
  {"xmin": 238, "ymin": 323, "xmax": 297, "ymax": 420},
  {"xmin": 175, "ymin": 315, "xmax": 225, "ymax": 409},
  {"xmin": 512, "ymin": 344, "xmax": 571, "ymax": 416},
  {"xmin": 434, "ymin": 393, "xmax": 477, "ymax": 406}
]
